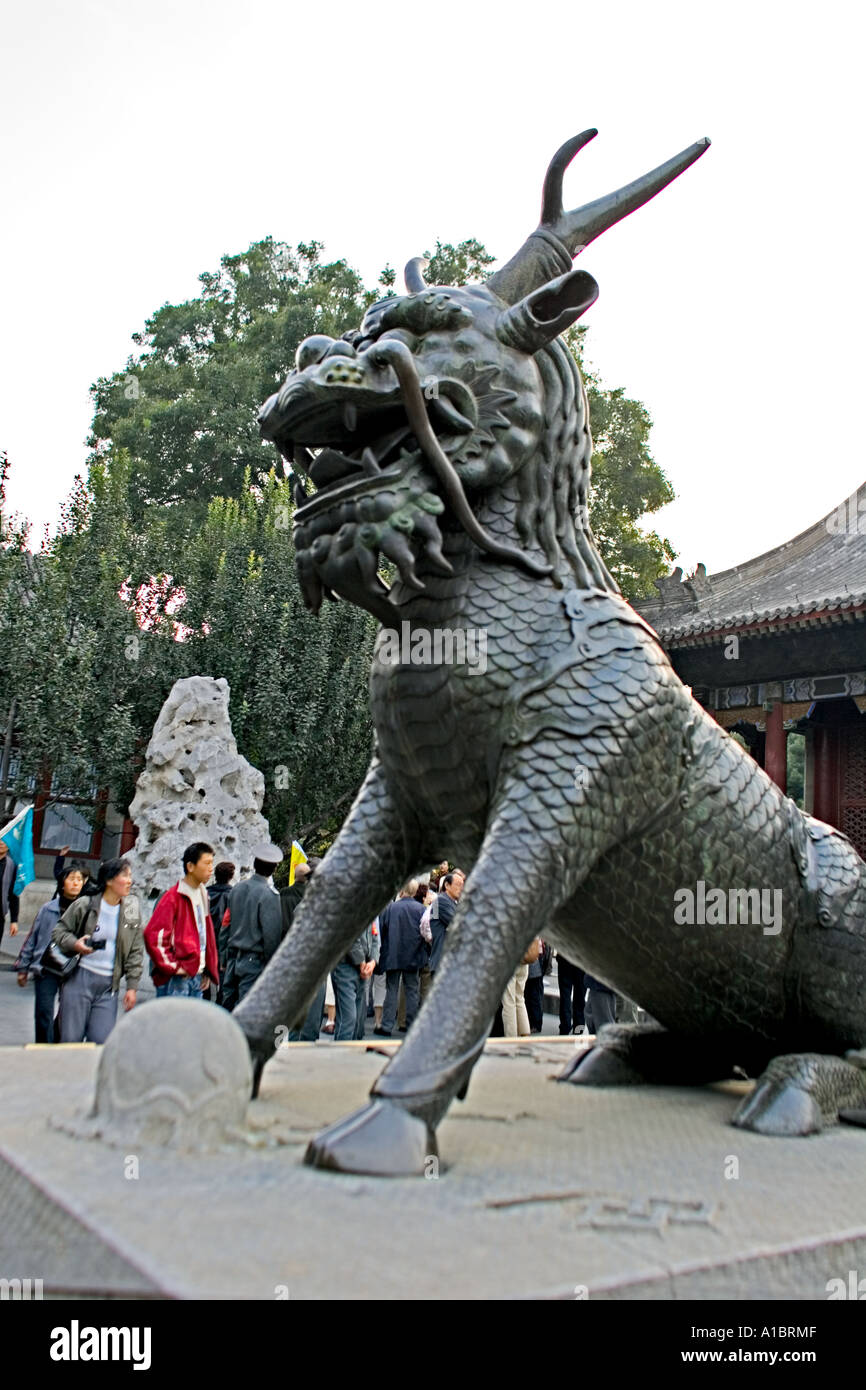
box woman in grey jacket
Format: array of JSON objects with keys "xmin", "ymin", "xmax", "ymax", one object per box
[
  {"xmin": 52, "ymin": 858, "xmax": 144, "ymax": 1043},
  {"xmin": 17, "ymin": 862, "xmax": 86, "ymax": 1041}
]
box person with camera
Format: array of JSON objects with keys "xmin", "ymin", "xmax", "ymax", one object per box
[{"xmin": 51, "ymin": 857, "xmax": 143, "ymax": 1043}]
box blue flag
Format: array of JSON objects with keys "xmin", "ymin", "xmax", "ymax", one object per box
[{"xmin": 0, "ymin": 805, "xmax": 35, "ymax": 895}]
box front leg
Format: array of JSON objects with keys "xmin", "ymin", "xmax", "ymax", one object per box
[
  {"xmin": 305, "ymin": 743, "xmax": 627, "ymax": 1176},
  {"xmin": 233, "ymin": 758, "xmax": 416, "ymax": 1090}
]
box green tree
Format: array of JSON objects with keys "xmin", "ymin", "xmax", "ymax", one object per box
[
  {"xmin": 0, "ymin": 451, "xmax": 377, "ymax": 845},
  {"xmin": 565, "ymin": 325, "xmax": 676, "ymax": 599},
  {"xmin": 0, "ymin": 451, "xmax": 28, "ymax": 553},
  {"xmin": 423, "ymin": 238, "xmax": 495, "ymax": 287},
  {"xmin": 0, "ymin": 452, "xmax": 32, "ymax": 815},
  {"xmin": 88, "ymin": 240, "xmax": 384, "ymax": 524},
  {"xmin": 787, "ymin": 733, "xmax": 805, "ymax": 809},
  {"xmin": 173, "ymin": 471, "xmax": 376, "ymax": 841},
  {"xmin": 89, "ymin": 234, "xmax": 676, "ymax": 600},
  {"xmin": 0, "ymin": 454, "xmax": 147, "ymax": 821}
]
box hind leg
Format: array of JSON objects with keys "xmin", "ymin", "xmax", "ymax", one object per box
[
  {"xmin": 559, "ymin": 1021, "xmax": 773, "ymax": 1087},
  {"xmin": 732, "ymin": 1050, "xmax": 866, "ymax": 1136}
]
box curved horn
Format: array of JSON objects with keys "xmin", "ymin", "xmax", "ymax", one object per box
[
  {"xmin": 540, "ymin": 128, "xmax": 598, "ymax": 224},
  {"xmin": 404, "ymin": 257, "xmax": 429, "ymax": 294},
  {"xmin": 488, "ymin": 132, "xmax": 711, "ymax": 305}
]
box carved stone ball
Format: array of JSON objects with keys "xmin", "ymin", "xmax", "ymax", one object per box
[{"xmin": 91, "ymin": 999, "xmax": 252, "ymax": 1149}]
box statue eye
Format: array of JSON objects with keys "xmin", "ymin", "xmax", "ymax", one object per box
[{"xmin": 296, "ymin": 335, "xmax": 338, "ymax": 371}]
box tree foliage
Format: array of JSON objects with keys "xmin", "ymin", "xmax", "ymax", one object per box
[
  {"xmin": 0, "ymin": 457, "xmax": 144, "ymax": 817},
  {"xmin": 166, "ymin": 473, "xmax": 376, "ymax": 837},
  {"xmin": 0, "ymin": 454, "xmax": 377, "ymax": 843},
  {"xmin": 89, "ymin": 240, "xmax": 383, "ymax": 524},
  {"xmin": 423, "ymin": 238, "xmax": 495, "ymax": 287},
  {"xmin": 564, "ymin": 325, "xmax": 676, "ymax": 599},
  {"xmin": 89, "ymin": 234, "xmax": 675, "ymax": 598},
  {"xmin": 787, "ymin": 733, "xmax": 805, "ymax": 809}
]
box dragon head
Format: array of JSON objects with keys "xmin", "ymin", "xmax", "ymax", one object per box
[{"xmin": 259, "ymin": 130, "xmax": 709, "ymax": 621}]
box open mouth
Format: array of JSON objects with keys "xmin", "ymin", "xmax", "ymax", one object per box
[
  {"xmin": 300, "ymin": 414, "xmax": 417, "ymax": 498},
  {"xmin": 261, "ymin": 380, "xmax": 479, "ymax": 507}
]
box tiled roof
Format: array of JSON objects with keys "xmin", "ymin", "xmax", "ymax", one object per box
[{"xmin": 634, "ymin": 482, "xmax": 866, "ymax": 647}]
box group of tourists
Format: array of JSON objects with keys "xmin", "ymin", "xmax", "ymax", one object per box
[
  {"xmin": 12, "ymin": 844, "xmax": 616, "ymax": 1045},
  {"xmin": 13, "ymin": 840, "xmax": 270, "ymax": 1043}
]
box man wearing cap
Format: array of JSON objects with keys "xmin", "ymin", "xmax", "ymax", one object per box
[{"xmin": 220, "ymin": 842, "xmax": 284, "ymax": 1011}]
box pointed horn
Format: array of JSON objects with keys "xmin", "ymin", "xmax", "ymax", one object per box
[
  {"xmin": 540, "ymin": 128, "xmax": 598, "ymax": 224},
  {"xmin": 556, "ymin": 137, "xmax": 711, "ymax": 255},
  {"xmin": 488, "ymin": 134, "xmax": 711, "ymax": 305},
  {"xmin": 404, "ymin": 257, "xmax": 429, "ymax": 294}
]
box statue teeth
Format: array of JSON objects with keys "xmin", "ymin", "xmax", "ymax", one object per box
[
  {"xmin": 344, "ymin": 403, "xmax": 358, "ymax": 432},
  {"xmin": 361, "ymin": 448, "xmax": 381, "ymax": 476},
  {"xmin": 293, "ymin": 445, "xmax": 314, "ymax": 475}
]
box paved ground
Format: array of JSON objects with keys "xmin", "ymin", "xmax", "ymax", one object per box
[{"xmin": 0, "ymin": 962, "xmax": 32, "ymax": 1045}]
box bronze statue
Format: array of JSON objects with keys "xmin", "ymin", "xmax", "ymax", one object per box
[{"xmin": 235, "ymin": 131, "xmax": 866, "ymax": 1175}]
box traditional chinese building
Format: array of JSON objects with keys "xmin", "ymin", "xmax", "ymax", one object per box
[{"xmin": 634, "ymin": 482, "xmax": 866, "ymax": 860}]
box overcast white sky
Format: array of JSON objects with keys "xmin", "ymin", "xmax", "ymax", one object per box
[{"xmin": 2, "ymin": 0, "xmax": 864, "ymax": 576}]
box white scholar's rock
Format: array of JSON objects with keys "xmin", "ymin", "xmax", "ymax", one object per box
[{"xmin": 128, "ymin": 676, "xmax": 273, "ymax": 900}]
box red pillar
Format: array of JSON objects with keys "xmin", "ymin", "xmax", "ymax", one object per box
[
  {"xmin": 764, "ymin": 703, "xmax": 787, "ymax": 793},
  {"xmin": 119, "ymin": 818, "xmax": 138, "ymax": 854},
  {"xmin": 812, "ymin": 727, "xmax": 838, "ymax": 826}
]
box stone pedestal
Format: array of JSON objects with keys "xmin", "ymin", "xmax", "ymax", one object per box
[{"xmin": 1, "ymin": 1036, "xmax": 864, "ymax": 1300}]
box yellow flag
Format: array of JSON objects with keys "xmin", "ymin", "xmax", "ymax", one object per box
[{"xmin": 288, "ymin": 841, "xmax": 308, "ymax": 886}]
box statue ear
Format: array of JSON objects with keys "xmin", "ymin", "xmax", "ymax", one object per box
[{"xmin": 496, "ymin": 266, "xmax": 599, "ymax": 353}]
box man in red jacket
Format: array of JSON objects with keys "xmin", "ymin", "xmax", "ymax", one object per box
[{"xmin": 144, "ymin": 842, "xmax": 219, "ymax": 998}]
